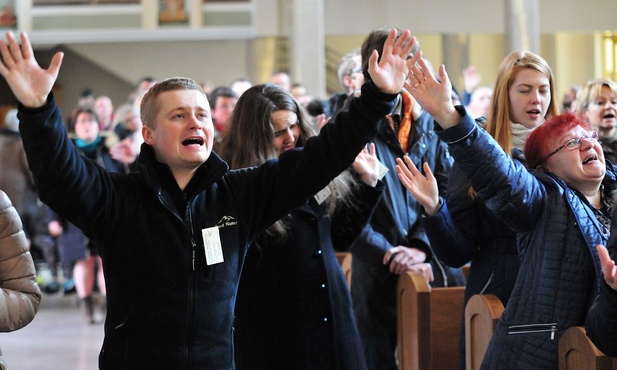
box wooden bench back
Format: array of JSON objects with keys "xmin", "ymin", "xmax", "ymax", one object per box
[
  {"xmin": 559, "ymin": 326, "xmax": 617, "ymax": 370},
  {"xmin": 397, "ymin": 271, "xmax": 466, "ymax": 370},
  {"xmin": 465, "ymin": 294, "xmax": 504, "ymax": 370}
]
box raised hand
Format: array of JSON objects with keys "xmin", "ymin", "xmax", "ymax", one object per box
[
  {"xmin": 396, "ymin": 156, "xmax": 440, "ymax": 216},
  {"xmin": 367, "ymin": 28, "xmax": 415, "ymax": 95},
  {"xmin": 463, "ymin": 65, "xmax": 482, "ymax": 93},
  {"xmin": 597, "ymin": 245, "xmax": 617, "ymax": 291},
  {"xmin": 0, "ymin": 32, "xmax": 63, "ymax": 108},
  {"xmin": 352, "ymin": 143, "xmax": 379, "ymax": 187},
  {"xmin": 404, "ymin": 51, "xmax": 459, "ymax": 129}
]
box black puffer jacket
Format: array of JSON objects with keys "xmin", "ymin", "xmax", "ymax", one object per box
[{"xmin": 437, "ymin": 108, "xmax": 616, "ymax": 370}]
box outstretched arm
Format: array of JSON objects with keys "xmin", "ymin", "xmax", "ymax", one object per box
[{"xmin": 0, "ymin": 31, "xmax": 63, "ymax": 108}]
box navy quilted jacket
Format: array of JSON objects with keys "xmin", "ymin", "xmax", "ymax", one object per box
[{"xmin": 437, "ymin": 108, "xmax": 616, "ymax": 370}]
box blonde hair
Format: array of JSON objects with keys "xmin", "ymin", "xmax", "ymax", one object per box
[{"xmin": 576, "ymin": 78, "xmax": 617, "ymax": 114}]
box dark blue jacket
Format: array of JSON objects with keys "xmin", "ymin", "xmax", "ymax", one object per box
[
  {"xmin": 424, "ymin": 162, "xmax": 519, "ymax": 306},
  {"xmin": 438, "ymin": 107, "xmax": 615, "ymax": 370},
  {"xmin": 348, "ymin": 104, "xmax": 460, "ymax": 370},
  {"xmin": 18, "ymin": 82, "xmax": 394, "ymax": 370}
]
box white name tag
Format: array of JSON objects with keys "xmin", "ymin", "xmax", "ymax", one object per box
[
  {"xmin": 378, "ymin": 160, "xmax": 389, "ymax": 180},
  {"xmin": 314, "ymin": 186, "xmax": 332, "ymax": 205},
  {"xmin": 202, "ymin": 226, "xmax": 224, "ymax": 265}
]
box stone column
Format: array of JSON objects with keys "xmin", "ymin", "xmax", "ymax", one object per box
[
  {"xmin": 289, "ymin": 0, "xmax": 326, "ymax": 99},
  {"xmin": 505, "ymin": 0, "xmax": 540, "ymax": 54}
]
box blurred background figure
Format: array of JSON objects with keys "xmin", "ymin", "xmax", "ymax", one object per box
[
  {"xmin": 94, "ymin": 95, "xmax": 114, "ymax": 133},
  {"xmin": 561, "ymin": 84, "xmax": 580, "ymax": 113},
  {"xmin": 270, "ymin": 70, "xmax": 291, "ymax": 91},
  {"xmin": 231, "ymin": 78, "xmax": 252, "ymax": 98},
  {"xmin": 0, "ymin": 109, "xmax": 40, "ymax": 261},
  {"xmin": 77, "ymin": 88, "xmax": 95, "ymax": 108},
  {"xmin": 290, "ymin": 82, "xmax": 313, "ymax": 106},
  {"xmin": 576, "ymin": 78, "xmax": 617, "ymax": 164},
  {"xmin": 209, "ymin": 86, "xmax": 238, "ymax": 151},
  {"xmin": 0, "ymin": 109, "xmax": 38, "ymax": 234},
  {"xmin": 466, "ymin": 85, "xmax": 493, "ymax": 119},
  {"xmin": 327, "ymin": 48, "xmax": 364, "ymax": 118},
  {"xmin": 200, "ymin": 79, "xmax": 214, "ymax": 98}
]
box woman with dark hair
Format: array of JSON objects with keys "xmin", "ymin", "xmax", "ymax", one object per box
[{"xmin": 219, "ymin": 84, "xmax": 383, "ymax": 370}]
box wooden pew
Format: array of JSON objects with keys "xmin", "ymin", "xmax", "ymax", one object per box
[
  {"xmin": 558, "ymin": 326, "xmax": 617, "ymax": 370},
  {"xmin": 335, "ymin": 252, "xmax": 352, "ymax": 288},
  {"xmin": 465, "ymin": 294, "xmax": 504, "ymax": 370},
  {"xmin": 397, "ymin": 271, "xmax": 466, "ymax": 370}
]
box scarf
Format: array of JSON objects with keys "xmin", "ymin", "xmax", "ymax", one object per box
[
  {"xmin": 510, "ymin": 122, "xmax": 535, "ymax": 152},
  {"xmin": 75, "ymin": 137, "xmax": 101, "ymax": 156},
  {"xmin": 386, "ymin": 89, "xmax": 414, "ymax": 152}
]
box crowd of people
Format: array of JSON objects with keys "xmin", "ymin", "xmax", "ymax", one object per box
[{"xmin": 1, "ymin": 24, "xmax": 617, "ymax": 370}]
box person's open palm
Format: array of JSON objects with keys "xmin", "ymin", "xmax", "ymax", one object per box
[
  {"xmin": 368, "ymin": 28, "xmax": 416, "ymax": 94},
  {"xmin": 352, "ymin": 143, "xmax": 379, "ymax": 187},
  {"xmin": 0, "ymin": 32, "xmax": 63, "ymax": 108},
  {"xmin": 396, "ymin": 156, "xmax": 440, "ymax": 215}
]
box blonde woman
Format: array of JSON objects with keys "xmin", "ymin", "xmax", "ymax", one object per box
[{"xmin": 576, "ymin": 78, "xmax": 617, "ymax": 164}]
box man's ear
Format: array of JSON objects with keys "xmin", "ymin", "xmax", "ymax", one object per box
[{"xmin": 142, "ymin": 125, "xmax": 154, "ymax": 145}]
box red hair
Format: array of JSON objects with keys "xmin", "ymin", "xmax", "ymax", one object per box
[{"xmin": 524, "ymin": 113, "xmax": 591, "ymax": 168}]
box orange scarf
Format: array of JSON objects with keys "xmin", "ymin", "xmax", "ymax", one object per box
[{"xmin": 386, "ymin": 90, "xmax": 413, "ymax": 152}]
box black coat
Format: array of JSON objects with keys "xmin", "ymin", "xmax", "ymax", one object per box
[{"xmin": 234, "ymin": 183, "xmax": 382, "ymax": 370}]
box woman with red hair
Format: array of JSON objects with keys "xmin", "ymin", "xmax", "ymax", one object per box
[{"xmin": 397, "ymin": 52, "xmax": 616, "ymax": 369}]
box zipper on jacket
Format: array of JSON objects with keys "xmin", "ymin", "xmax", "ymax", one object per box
[
  {"xmin": 185, "ymin": 197, "xmax": 197, "ymax": 273},
  {"xmin": 184, "ymin": 200, "xmax": 197, "ymax": 368},
  {"xmin": 508, "ymin": 323, "xmax": 558, "ymax": 340},
  {"xmin": 479, "ymin": 266, "xmax": 496, "ymax": 295}
]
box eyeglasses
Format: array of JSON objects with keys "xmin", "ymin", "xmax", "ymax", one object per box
[{"xmin": 541, "ymin": 131, "xmax": 599, "ymax": 162}]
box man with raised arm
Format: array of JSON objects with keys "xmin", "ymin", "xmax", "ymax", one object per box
[{"xmin": 0, "ymin": 30, "xmax": 415, "ymax": 369}]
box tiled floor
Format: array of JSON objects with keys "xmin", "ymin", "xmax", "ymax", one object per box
[{"xmin": 0, "ymin": 292, "xmax": 104, "ymax": 370}]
